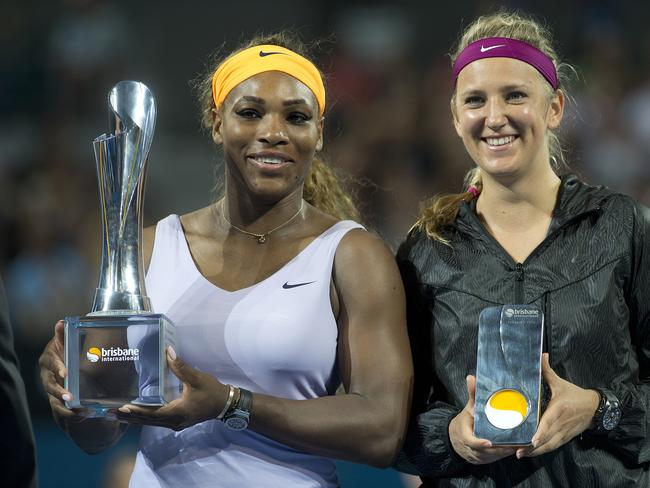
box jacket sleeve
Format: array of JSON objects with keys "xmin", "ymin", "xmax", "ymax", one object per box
[
  {"xmin": 392, "ymin": 235, "xmax": 470, "ymax": 478},
  {"xmin": 600, "ymin": 201, "xmax": 650, "ymax": 465},
  {"xmin": 0, "ymin": 276, "xmax": 37, "ymax": 487}
]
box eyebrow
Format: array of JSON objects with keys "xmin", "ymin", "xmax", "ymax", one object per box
[
  {"xmin": 238, "ymin": 96, "xmax": 264, "ymax": 104},
  {"xmin": 283, "ymin": 98, "xmax": 309, "ymax": 106},
  {"xmin": 501, "ymin": 84, "xmax": 528, "ymax": 91},
  {"xmin": 234, "ymin": 96, "xmax": 311, "ymax": 108},
  {"xmin": 458, "ymin": 84, "xmax": 529, "ymax": 97}
]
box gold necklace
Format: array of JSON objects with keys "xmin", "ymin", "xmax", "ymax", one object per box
[{"xmin": 219, "ymin": 200, "xmax": 304, "ymax": 243}]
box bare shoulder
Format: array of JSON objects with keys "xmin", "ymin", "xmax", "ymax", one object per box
[
  {"xmin": 334, "ymin": 228, "xmax": 403, "ymax": 297},
  {"xmin": 179, "ymin": 206, "xmax": 213, "ymax": 237},
  {"xmin": 335, "ymin": 228, "xmax": 395, "ymax": 268},
  {"xmin": 332, "ymin": 228, "xmax": 406, "ymax": 344}
]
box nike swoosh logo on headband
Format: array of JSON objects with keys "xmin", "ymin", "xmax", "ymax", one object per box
[
  {"xmin": 480, "ymin": 44, "xmax": 506, "ymax": 53},
  {"xmin": 259, "ymin": 50, "xmax": 286, "ymax": 57}
]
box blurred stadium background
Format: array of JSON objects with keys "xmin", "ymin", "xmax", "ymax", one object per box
[{"xmin": 3, "ymin": 0, "xmax": 650, "ymax": 486}]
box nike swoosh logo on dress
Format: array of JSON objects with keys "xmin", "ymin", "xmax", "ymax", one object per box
[{"xmin": 282, "ymin": 281, "xmax": 316, "ymax": 289}]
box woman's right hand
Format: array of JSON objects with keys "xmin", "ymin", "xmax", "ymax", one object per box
[
  {"xmin": 448, "ymin": 375, "xmax": 517, "ymax": 464},
  {"xmin": 38, "ymin": 320, "xmax": 90, "ymax": 426}
]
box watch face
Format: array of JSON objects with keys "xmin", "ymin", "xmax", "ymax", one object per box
[
  {"xmin": 603, "ymin": 407, "xmax": 621, "ymax": 431},
  {"xmin": 225, "ymin": 416, "xmax": 249, "ymax": 431}
]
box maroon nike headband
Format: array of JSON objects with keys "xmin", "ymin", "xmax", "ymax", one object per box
[{"xmin": 451, "ymin": 37, "xmax": 558, "ymax": 90}]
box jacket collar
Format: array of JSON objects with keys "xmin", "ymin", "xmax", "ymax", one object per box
[
  {"xmin": 548, "ymin": 174, "xmax": 610, "ymax": 232},
  {"xmin": 456, "ymin": 174, "xmax": 611, "ymax": 240}
]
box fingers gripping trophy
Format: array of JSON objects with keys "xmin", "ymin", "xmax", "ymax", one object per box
[{"xmin": 64, "ymin": 81, "xmax": 180, "ymax": 416}]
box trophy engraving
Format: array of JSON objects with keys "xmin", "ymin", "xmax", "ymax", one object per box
[{"xmin": 64, "ymin": 81, "xmax": 180, "ymax": 415}]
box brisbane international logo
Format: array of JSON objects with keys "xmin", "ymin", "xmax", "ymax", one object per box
[
  {"xmin": 504, "ymin": 308, "xmax": 538, "ymax": 318},
  {"xmin": 86, "ymin": 347, "xmax": 101, "ymax": 362},
  {"xmin": 86, "ymin": 346, "xmax": 139, "ymax": 363}
]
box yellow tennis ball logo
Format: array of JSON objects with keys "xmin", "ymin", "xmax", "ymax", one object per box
[
  {"xmin": 485, "ymin": 389, "xmax": 529, "ymax": 429},
  {"xmin": 86, "ymin": 347, "xmax": 102, "ymax": 363}
]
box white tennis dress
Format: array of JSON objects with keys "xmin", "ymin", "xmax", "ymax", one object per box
[{"xmin": 129, "ymin": 215, "xmax": 363, "ymax": 487}]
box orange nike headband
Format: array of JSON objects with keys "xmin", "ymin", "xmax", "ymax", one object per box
[{"xmin": 212, "ymin": 44, "xmax": 326, "ymax": 115}]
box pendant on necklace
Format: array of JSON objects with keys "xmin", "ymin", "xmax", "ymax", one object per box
[{"xmin": 257, "ymin": 234, "xmax": 267, "ymax": 244}]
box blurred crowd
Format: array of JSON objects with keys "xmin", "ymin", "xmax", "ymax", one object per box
[{"xmin": 2, "ymin": 0, "xmax": 650, "ymax": 485}]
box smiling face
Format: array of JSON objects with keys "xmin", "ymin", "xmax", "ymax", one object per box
[
  {"xmin": 452, "ymin": 57, "xmax": 564, "ymax": 182},
  {"xmin": 212, "ymin": 71, "xmax": 323, "ymax": 202}
]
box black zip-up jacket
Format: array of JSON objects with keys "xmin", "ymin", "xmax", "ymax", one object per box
[
  {"xmin": 394, "ymin": 176, "xmax": 650, "ymax": 487},
  {"xmin": 0, "ymin": 276, "xmax": 36, "ymax": 487}
]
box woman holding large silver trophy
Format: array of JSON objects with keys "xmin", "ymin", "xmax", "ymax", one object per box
[
  {"xmin": 39, "ymin": 33, "xmax": 413, "ymax": 486},
  {"xmin": 395, "ymin": 10, "xmax": 650, "ymax": 488}
]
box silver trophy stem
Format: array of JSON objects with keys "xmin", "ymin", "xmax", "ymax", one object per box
[{"xmin": 91, "ymin": 81, "xmax": 156, "ymax": 314}]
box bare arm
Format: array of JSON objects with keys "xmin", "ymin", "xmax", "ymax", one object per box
[{"xmin": 248, "ymin": 230, "xmax": 413, "ymax": 466}]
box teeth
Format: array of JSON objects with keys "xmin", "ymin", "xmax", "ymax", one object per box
[
  {"xmin": 485, "ymin": 136, "xmax": 515, "ymax": 146},
  {"xmin": 252, "ymin": 156, "xmax": 286, "ymax": 165}
]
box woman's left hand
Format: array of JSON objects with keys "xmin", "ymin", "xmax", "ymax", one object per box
[
  {"xmin": 116, "ymin": 347, "xmax": 229, "ymax": 430},
  {"xmin": 517, "ymin": 353, "xmax": 600, "ymax": 458}
]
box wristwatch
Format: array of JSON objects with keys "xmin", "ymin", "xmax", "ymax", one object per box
[
  {"xmin": 224, "ymin": 388, "xmax": 252, "ymax": 431},
  {"xmin": 593, "ymin": 389, "xmax": 621, "ymax": 432}
]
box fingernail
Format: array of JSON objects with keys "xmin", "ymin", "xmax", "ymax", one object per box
[
  {"xmin": 516, "ymin": 450, "xmax": 522, "ymax": 459},
  {"xmin": 167, "ymin": 346, "xmax": 177, "ymax": 361},
  {"xmin": 58, "ymin": 369, "xmax": 66, "ymax": 379},
  {"xmin": 62, "ymin": 393, "xmax": 71, "ymax": 402},
  {"xmin": 118, "ymin": 406, "xmax": 131, "ymax": 413}
]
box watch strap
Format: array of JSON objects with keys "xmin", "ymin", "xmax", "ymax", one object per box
[
  {"xmin": 236, "ymin": 388, "xmax": 252, "ymax": 414},
  {"xmin": 593, "ymin": 389, "xmax": 606, "ymax": 424},
  {"xmin": 593, "ymin": 388, "xmax": 620, "ymax": 432},
  {"xmin": 222, "ymin": 387, "xmax": 252, "ymax": 430}
]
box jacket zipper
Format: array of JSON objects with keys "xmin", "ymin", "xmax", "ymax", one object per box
[
  {"xmin": 541, "ymin": 292, "xmax": 551, "ymax": 354},
  {"xmin": 515, "ymin": 262, "xmax": 525, "ymax": 303}
]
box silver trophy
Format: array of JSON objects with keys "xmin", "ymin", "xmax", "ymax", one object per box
[{"xmin": 65, "ymin": 81, "xmax": 180, "ymax": 415}]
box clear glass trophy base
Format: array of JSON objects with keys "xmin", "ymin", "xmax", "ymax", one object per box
[{"xmin": 64, "ymin": 313, "xmax": 181, "ymax": 416}]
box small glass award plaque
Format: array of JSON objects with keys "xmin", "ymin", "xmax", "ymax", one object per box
[
  {"xmin": 65, "ymin": 314, "xmax": 181, "ymax": 414},
  {"xmin": 474, "ymin": 304, "xmax": 544, "ymax": 446}
]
